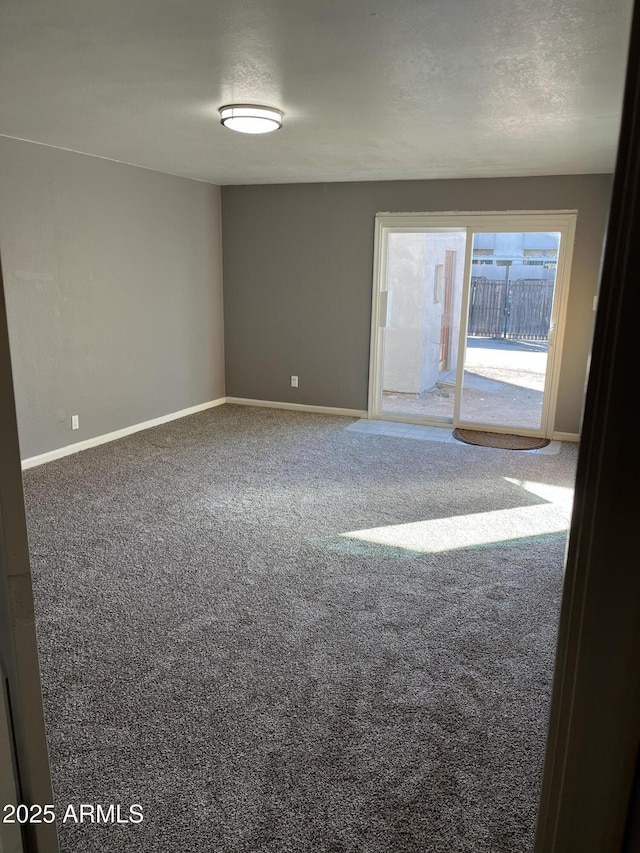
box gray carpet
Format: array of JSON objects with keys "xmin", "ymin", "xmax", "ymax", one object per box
[{"xmin": 22, "ymin": 405, "xmax": 577, "ymax": 853}]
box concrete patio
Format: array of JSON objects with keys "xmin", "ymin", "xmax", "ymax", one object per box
[{"xmin": 382, "ymin": 337, "xmax": 548, "ymax": 429}]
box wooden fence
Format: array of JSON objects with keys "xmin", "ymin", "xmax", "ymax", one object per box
[{"xmin": 467, "ymin": 278, "xmax": 554, "ymax": 340}]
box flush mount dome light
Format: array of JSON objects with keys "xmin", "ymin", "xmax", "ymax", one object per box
[{"xmin": 219, "ymin": 104, "xmax": 283, "ymax": 134}]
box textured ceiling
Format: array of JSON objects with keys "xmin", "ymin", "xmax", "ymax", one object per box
[{"xmin": 0, "ymin": 0, "xmax": 633, "ymax": 185}]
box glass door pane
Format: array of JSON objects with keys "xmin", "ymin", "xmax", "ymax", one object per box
[
  {"xmin": 458, "ymin": 231, "xmax": 560, "ymax": 431},
  {"xmin": 381, "ymin": 230, "xmax": 467, "ymax": 420}
]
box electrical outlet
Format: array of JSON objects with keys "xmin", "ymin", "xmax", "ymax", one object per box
[
  {"xmin": 290, "ymin": 375, "xmax": 299, "ymax": 388},
  {"xmin": 71, "ymin": 415, "xmax": 79, "ymax": 430}
]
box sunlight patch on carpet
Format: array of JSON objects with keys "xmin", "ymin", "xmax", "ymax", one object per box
[
  {"xmin": 503, "ymin": 478, "xmax": 574, "ymax": 511},
  {"xmin": 340, "ymin": 503, "xmax": 571, "ymax": 555}
]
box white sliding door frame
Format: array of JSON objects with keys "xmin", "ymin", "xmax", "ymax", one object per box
[{"xmin": 368, "ymin": 210, "xmax": 577, "ymax": 438}]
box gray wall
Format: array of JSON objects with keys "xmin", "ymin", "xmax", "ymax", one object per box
[
  {"xmin": 0, "ymin": 138, "xmax": 225, "ymax": 459},
  {"xmin": 222, "ymin": 175, "xmax": 612, "ymax": 434}
]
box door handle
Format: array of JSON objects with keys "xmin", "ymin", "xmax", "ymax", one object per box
[{"xmin": 379, "ymin": 290, "xmax": 392, "ymax": 327}]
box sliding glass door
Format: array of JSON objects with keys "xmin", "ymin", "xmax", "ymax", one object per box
[
  {"xmin": 379, "ymin": 229, "xmax": 467, "ymax": 422},
  {"xmin": 369, "ymin": 213, "xmax": 576, "ymax": 437},
  {"xmin": 458, "ymin": 231, "xmax": 561, "ymax": 432}
]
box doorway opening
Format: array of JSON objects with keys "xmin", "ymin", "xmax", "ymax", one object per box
[{"xmin": 369, "ymin": 212, "xmax": 577, "ymax": 438}]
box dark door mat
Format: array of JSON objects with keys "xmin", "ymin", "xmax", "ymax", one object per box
[{"xmin": 453, "ymin": 428, "xmax": 551, "ymax": 450}]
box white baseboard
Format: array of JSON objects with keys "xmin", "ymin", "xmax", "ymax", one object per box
[
  {"xmin": 225, "ymin": 397, "xmax": 368, "ymax": 418},
  {"xmin": 21, "ymin": 397, "xmax": 580, "ymax": 470},
  {"xmin": 21, "ymin": 398, "xmax": 227, "ymax": 470},
  {"xmin": 552, "ymin": 431, "xmax": 580, "ymax": 442}
]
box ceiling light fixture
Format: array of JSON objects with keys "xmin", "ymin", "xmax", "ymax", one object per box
[{"xmin": 219, "ymin": 104, "xmax": 283, "ymax": 134}]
